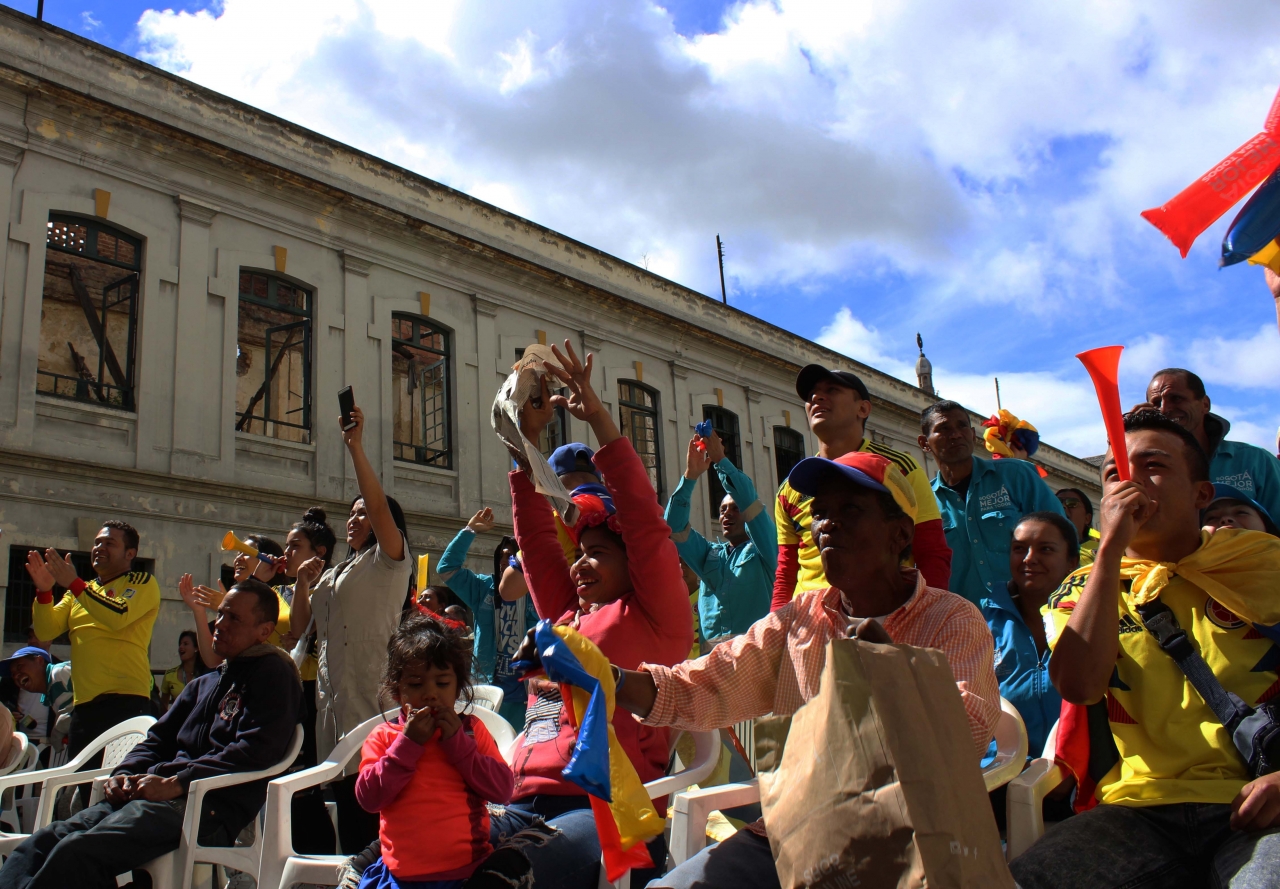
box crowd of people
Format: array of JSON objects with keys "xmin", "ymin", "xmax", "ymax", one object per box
[{"xmin": 0, "ymin": 336, "xmax": 1278, "ymax": 889}]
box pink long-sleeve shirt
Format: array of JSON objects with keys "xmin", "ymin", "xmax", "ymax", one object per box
[
  {"xmin": 510, "ymin": 436, "xmax": 695, "ymax": 800},
  {"xmin": 356, "ymin": 714, "xmax": 513, "ymax": 880}
]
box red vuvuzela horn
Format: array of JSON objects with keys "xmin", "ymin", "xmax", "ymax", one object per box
[{"xmin": 1077, "ymin": 346, "xmax": 1130, "ymax": 481}]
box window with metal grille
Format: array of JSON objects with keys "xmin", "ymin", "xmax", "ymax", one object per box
[
  {"xmin": 618, "ymin": 380, "xmax": 663, "ymax": 495},
  {"xmin": 392, "ymin": 314, "xmax": 452, "ymax": 468},
  {"xmin": 235, "ymin": 271, "xmax": 313, "ymax": 442},
  {"xmin": 37, "ymin": 214, "xmax": 143, "ymax": 411},
  {"xmin": 702, "ymin": 406, "xmax": 742, "ymax": 518},
  {"xmin": 5, "ymin": 546, "xmax": 154, "ymax": 644},
  {"xmin": 515, "ymin": 347, "xmax": 567, "ymax": 457},
  {"xmin": 774, "ymin": 426, "xmax": 807, "ymax": 488}
]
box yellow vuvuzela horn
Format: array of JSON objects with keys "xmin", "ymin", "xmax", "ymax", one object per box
[{"xmin": 220, "ymin": 531, "xmax": 277, "ymax": 564}]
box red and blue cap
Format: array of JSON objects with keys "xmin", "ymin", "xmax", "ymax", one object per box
[{"xmin": 787, "ymin": 451, "xmax": 917, "ymax": 521}]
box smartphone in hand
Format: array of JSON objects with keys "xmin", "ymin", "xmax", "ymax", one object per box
[{"xmin": 338, "ymin": 386, "xmax": 357, "ymax": 431}]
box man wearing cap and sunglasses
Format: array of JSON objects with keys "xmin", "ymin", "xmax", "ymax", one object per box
[
  {"xmin": 771, "ymin": 365, "xmax": 952, "ymax": 611},
  {"xmin": 558, "ymin": 450, "xmax": 998, "ymax": 889}
]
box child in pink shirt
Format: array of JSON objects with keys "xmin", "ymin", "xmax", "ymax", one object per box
[{"xmin": 354, "ymin": 614, "xmax": 517, "ymax": 889}]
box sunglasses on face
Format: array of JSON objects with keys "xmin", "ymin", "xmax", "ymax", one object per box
[{"xmin": 1058, "ymin": 498, "xmax": 1081, "ymax": 509}]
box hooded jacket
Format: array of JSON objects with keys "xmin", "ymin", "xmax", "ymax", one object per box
[{"xmin": 114, "ymin": 643, "xmax": 302, "ymax": 830}]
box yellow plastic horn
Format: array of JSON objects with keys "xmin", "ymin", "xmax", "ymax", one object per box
[{"xmin": 220, "ymin": 531, "xmax": 277, "ymax": 565}]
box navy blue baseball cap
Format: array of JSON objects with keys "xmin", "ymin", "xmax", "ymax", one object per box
[
  {"xmin": 796, "ymin": 364, "xmax": 871, "ymax": 402},
  {"xmin": 549, "ymin": 443, "xmax": 599, "ymax": 479},
  {"xmin": 1206, "ymin": 484, "xmax": 1279, "ymax": 536},
  {"xmin": 0, "ymin": 646, "xmax": 50, "ymax": 679}
]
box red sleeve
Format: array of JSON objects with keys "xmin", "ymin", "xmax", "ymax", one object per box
[
  {"xmin": 355, "ymin": 725, "xmax": 418, "ymax": 813},
  {"xmin": 441, "ymin": 716, "xmax": 514, "ymax": 804},
  {"xmin": 911, "ymin": 518, "xmax": 952, "ymax": 591},
  {"xmin": 592, "ymin": 438, "xmax": 694, "ymax": 655},
  {"xmin": 510, "ymin": 469, "xmax": 577, "ymax": 622},
  {"xmin": 771, "ymin": 543, "xmax": 799, "ymax": 612}
]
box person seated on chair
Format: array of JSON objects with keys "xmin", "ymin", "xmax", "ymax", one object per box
[
  {"xmin": 982, "ymin": 512, "xmax": 1079, "ymax": 757},
  {"xmin": 0, "ymin": 579, "xmax": 302, "ymax": 889},
  {"xmin": 523, "ymin": 449, "xmax": 1000, "ymax": 889},
  {"xmin": 1010, "ymin": 410, "xmax": 1280, "ymax": 889},
  {"xmin": 1, "ymin": 647, "xmax": 72, "ymax": 745}
]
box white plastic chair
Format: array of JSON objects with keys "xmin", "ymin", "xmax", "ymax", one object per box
[
  {"xmin": 598, "ymin": 728, "xmax": 722, "ymax": 889},
  {"xmin": 0, "ymin": 734, "xmax": 37, "ymax": 833},
  {"xmin": 470, "ymin": 684, "xmax": 505, "ymax": 713},
  {"xmin": 125, "ymin": 723, "xmax": 304, "ymax": 889},
  {"xmin": 0, "ymin": 715, "xmax": 156, "ymax": 854},
  {"xmin": 1004, "ymin": 719, "xmax": 1063, "ymax": 862},
  {"xmin": 669, "ymin": 698, "xmax": 1029, "ymax": 867},
  {"xmin": 258, "ymin": 708, "xmax": 405, "ymax": 889}
]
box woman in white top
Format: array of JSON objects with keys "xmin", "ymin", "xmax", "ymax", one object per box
[{"xmin": 288, "ymin": 400, "xmax": 413, "ymax": 854}]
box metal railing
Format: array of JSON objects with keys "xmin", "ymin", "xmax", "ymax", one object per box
[{"xmin": 37, "ymin": 370, "xmax": 133, "ymax": 411}]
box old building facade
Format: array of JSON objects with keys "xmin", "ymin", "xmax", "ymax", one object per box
[{"xmin": 0, "ymin": 10, "xmax": 1100, "ymax": 665}]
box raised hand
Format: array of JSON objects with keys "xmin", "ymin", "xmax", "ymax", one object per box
[
  {"xmin": 340, "ymin": 404, "xmax": 365, "ymax": 452},
  {"xmin": 25, "ymin": 550, "xmax": 57, "ymax": 593},
  {"xmin": 38, "ymin": 549, "xmax": 79, "ymax": 589},
  {"xmin": 467, "ymin": 508, "xmax": 496, "ymax": 534},
  {"xmin": 1098, "ymin": 479, "xmax": 1152, "ymax": 556},
  {"xmin": 704, "ymin": 430, "xmax": 726, "ymax": 465},
  {"xmin": 295, "ymin": 556, "xmax": 325, "ymax": 590},
  {"xmin": 545, "ymin": 341, "xmax": 603, "ymax": 422},
  {"xmin": 685, "ymin": 437, "xmax": 713, "ymax": 479}
]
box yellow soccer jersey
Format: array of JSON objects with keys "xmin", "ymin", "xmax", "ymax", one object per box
[
  {"xmin": 34, "ymin": 570, "xmax": 161, "ymax": 705},
  {"xmin": 266, "ymin": 588, "xmax": 293, "ymax": 650},
  {"xmin": 1047, "ymin": 570, "xmax": 1280, "ymax": 807},
  {"xmin": 774, "ymin": 438, "xmax": 941, "ymax": 595}
]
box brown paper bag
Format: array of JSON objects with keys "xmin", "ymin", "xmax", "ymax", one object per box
[{"xmin": 758, "ymin": 638, "xmax": 1013, "ymax": 889}]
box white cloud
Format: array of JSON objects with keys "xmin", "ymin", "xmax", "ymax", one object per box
[{"xmin": 129, "ymin": 0, "xmax": 1280, "ymax": 458}]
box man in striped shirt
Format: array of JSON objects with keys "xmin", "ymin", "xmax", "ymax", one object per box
[{"xmin": 608, "ymin": 451, "xmax": 999, "ymax": 889}]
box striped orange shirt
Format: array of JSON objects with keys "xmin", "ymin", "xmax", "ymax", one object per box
[{"xmin": 642, "ymin": 571, "xmax": 1000, "ymax": 754}]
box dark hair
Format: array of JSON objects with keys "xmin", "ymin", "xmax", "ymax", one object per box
[
  {"xmin": 1122, "ymin": 409, "xmax": 1210, "ymax": 482},
  {"xmin": 292, "ymin": 507, "xmax": 338, "ymax": 567},
  {"xmin": 1150, "ymin": 368, "xmax": 1206, "ymax": 400},
  {"xmin": 492, "ymin": 536, "xmax": 518, "ymax": 583},
  {"xmin": 245, "ymin": 534, "xmax": 284, "ymax": 559},
  {"xmin": 920, "ymin": 400, "xmax": 968, "ymax": 434},
  {"xmin": 1055, "ymin": 488, "xmax": 1094, "ymax": 521},
  {"xmin": 379, "ymin": 613, "xmax": 473, "ymax": 711},
  {"xmin": 350, "ymin": 495, "xmax": 409, "ymax": 553},
  {"xmin": 102, "ymin": 520, "xmax": 139, "ymax": 552},
  {"xmin": 178, "ymin": 629, "xmax": 199, "ymax": 649},
  {"xmin": 421, "ymin": 584, "xmax": 461, "ymax": 610},
  {"xmin": 229, "ymin": 578, "xmax": 280, "ymax": 624},
  {"xmin": 1016, "ymin": 512, "xmax": 1081, "ymax": 567}
]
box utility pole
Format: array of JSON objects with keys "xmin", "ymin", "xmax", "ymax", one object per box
[
  {"xmin": 715, "ymin": 234, "xmax": 727, "ymax": 304},
  {"xmin": 37, "ymin": 0, "xmax": 44, "ymax": 20},
  {"xmin": 994, "ymin": 377, "xmax": 1002, "ymax": 411}
]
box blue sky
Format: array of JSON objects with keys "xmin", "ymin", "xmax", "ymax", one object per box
[{"xmin": 7, "ymin": 0, "xmax": 1279, "ymax": 459}]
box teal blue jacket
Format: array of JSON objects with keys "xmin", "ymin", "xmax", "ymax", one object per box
[
  {"xmin": 1206, "ymin": 413, "xmax": 1280, "ymax": 523},
  {"xmin": 664, "ymin": 459, "xmax": 777, "ymax": 642},
  {"xmin": 436, "ymin": 528, "xmax": 538, "ymax": 726},
  {"xmin": 932, "ymin": 456, "xmax": 1065, "ymax": 605},
  {"xmin": 981, "ymin": 585, "xmax": 1059, "ymax": 756}
]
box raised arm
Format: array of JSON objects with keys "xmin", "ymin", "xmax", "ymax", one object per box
[
  {"xmin": 178, "ymin": 574, "xmax": 222, "ymax": 669},
  {"xmin": 665, "ymin": 440, "xmax": 716, "ymax": 580},
  {"xmin": 341, "ymin": 404, "xmax": 404, "ymax": 562},
  {"xmin": 715, "ymin": 455, "xmax": 778, "ymax": 574},
  {"xmin": 510, "ymin": 469, "xmax": 577, "ymax": 621},
  {"xmin": 26, "ymin": 550, "xmax": 72, "ymax": 643},
  {"xmin": 437, "ymin": 515, "xmax": 497, "ymax": 612}
]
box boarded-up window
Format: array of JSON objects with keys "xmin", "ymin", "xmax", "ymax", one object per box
[
  {"xmin": 392, "ymin": 314, "xmax": 451, "ymax": 468},
  {"xmin": 774, "ymin": 426, "xmax": 806, "ymax": 488},
  {"xmin": 235, "ymin": 271, "xmax": 312, "ymax": 442},
  {"xmin": 37, "ymin": 215, "xmax": 142, "ymax": 411}
]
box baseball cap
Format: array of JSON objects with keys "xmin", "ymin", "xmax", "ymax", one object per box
[
  {"xmin": 796, "ymin": 364, "xmax": 871, "ymax": 402},
  {"xmin": 1206, "ymin": 484, "xmax": 1280, "ymax": 536},
  {"xmin": 549, "ymin": 443, "xmax": 599, "ymax": 479},
  {"xmin": 0, "ymin": 646, "xmax": 51, "ymax": 679},
  {"xmin": 787, "ymin": 451, "xmax": 917, "ymax": 521}
]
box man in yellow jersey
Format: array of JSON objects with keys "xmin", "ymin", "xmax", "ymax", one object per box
[
  {"xmin": 1012, "ymin": 411, "xmax": 1280, "ymax": 887},
  {"xmin": 771, "ymin": 364, "xmax": 951, "ymax": 610},
  {"xmin": 25, "ymin": 520, "xmax": 159, "ymax": 757}
]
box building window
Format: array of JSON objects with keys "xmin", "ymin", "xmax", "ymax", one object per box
[
  {"xmin": 515, "ymin": 347, "xmax": 567, "ymax": 457},
  {"xmin": 5, "ymin": 545, "xmax": 153, "ymax": 644},
  {"xmin": 235, "ymin": 271, "xmax": 313, "ymax": 442},
  {"xmin": 37, "ymin": 214, "xmax": 142, "ymax": 411},
  {"xmin": 618, "ymin": 380, "xmax": 662, "ymax": 495},
  {"xmin": 774, "ymin": 426, "xmax": 806, "ymax": 488},
  {"xmin": 392, "ymin": 314, "xmax": 452, "ymax": 468},
  {"xmin": 702, "ymin": 406, "xmax": 742, "ymax": 516}
]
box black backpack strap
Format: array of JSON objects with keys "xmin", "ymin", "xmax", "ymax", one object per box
[{"xmin": 1134, "ymin": 599, "xmax": 1254, "ymax": 731}]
